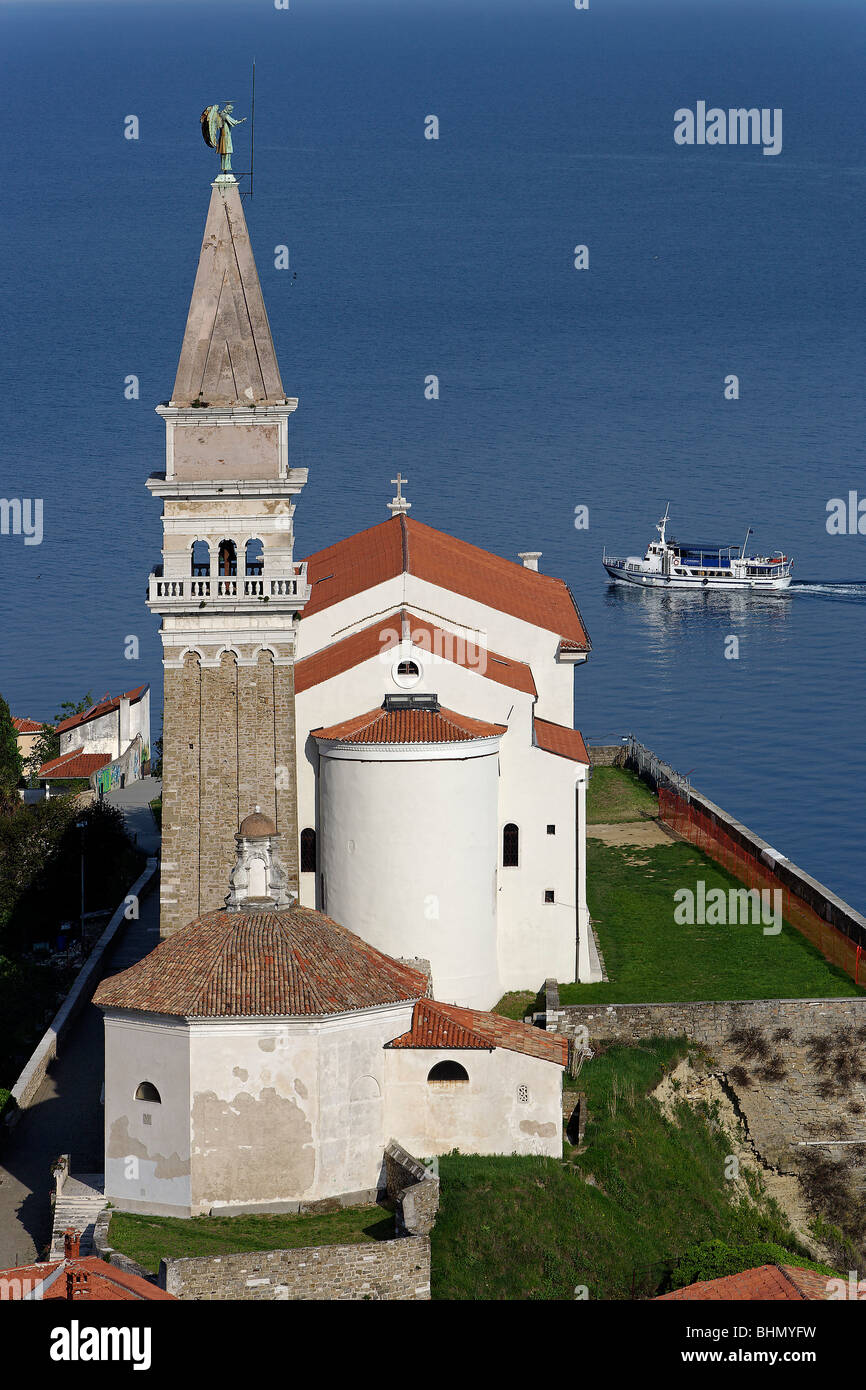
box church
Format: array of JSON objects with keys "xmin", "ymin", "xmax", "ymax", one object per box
[
  {"xmin": 93, "ymin": 143, "xmax": 598, "ymax": 1217},
  {"xmin": 146, "ymin": 164, "xmax": 600, "ymax": 1007}
]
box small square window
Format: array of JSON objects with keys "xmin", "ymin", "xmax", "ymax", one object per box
[
  {"xmin": 544, "ymin": 889, "xmax": 554, "ymax": 904},
  {"xmin": 546, "ymin": 824, "xmax": 556, "ymax": 835}
]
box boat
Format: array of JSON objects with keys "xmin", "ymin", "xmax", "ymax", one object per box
[{"xmin": 602, "ymin": 505, "xmax": 793, "ymax": 591}]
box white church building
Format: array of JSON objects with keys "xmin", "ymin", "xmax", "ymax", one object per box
[
  {"xmin": 294, "ymin": 497, "xmax": 599, "ymax": 1008},
  {"xmin": 95, "ymin": 813, "xmax": 566, "ymax": 1218}
]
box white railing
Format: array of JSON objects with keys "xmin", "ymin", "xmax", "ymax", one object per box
[{"xmin": 149, "ymin": 565, "xmax": 309, "ymax": 605}]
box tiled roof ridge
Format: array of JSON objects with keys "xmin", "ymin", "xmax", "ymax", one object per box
[{"xmin": 312, "ymin": 704, "xmax": 507, "ymax": 745}]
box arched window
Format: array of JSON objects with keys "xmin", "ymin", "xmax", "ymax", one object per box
[
  {"xmin": 218, "ymin": 539, "xmax": 237, "ymax": 576},
  {"xmin": 191, "ymin": 540, "xmax": 210, "ymax": 577},
  {"xmin": 427, "ymin": 1061, "xmax": 469, "ymax": 1083},
  {"xmin": 502, "ymin": 823, "xmax": 519, "ymax": 868},
  {"xmin": 300, "ymin": 827, "xmax": 316, "ymax": 874},
  {"xmin": 245, "ymin": 538, "xmax": 264, "ymax": 576},
  {"xmin": 135, "ymin": 1081, "xmax": 161, "ymax": 1103},
  {"xmin": 397, "ymin": 660, "xmax": 419, "ymax": 677}
]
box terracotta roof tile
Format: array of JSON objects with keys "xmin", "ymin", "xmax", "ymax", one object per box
[
  {"xmin": 296, "ymin": 610, "xmax": 537, "ymax": 697},
  {"xmin": 655, "ymin": 1264, "xmax": 833, "ymax": 1301},
  {"xmin": 313, "ymin": 705, "xmax": 507, "ymax": 745},
  {"xmin": 55, "ymin": 686, "xmax": 147, "ymax": 735},
  {"xmin": 301, "ymin": 516, "xmax": 590, "ymax": 650},
  {"xmin": 0, "ymin": 1256, "xmax": 174, "ymax": 1300},
  {"xmin": 39, "ymin": 748, "xmax": 111, "ymax": 779},
  {"xmin": 12, "ymin": 717, "xmax": 43, "ymax": 734},
  {"xmin": 387, "ymin": 999, "xmax": 568, "ymax": 1065},
  {"xmin": 94, "ymin": 905, "xmax": 429, "ymax": 1018},
  {"xmin": 533, "ymin": 717, "xmax": 590, "ymax": 764}
]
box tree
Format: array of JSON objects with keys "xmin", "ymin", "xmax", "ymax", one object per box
[{"xmin": 0, "ymin": 697, "xmax": 23, "ymax": 809}]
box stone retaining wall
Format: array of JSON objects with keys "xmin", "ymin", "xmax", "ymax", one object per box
[
  {"xmin": 384, "ymin": 1139, "xmax": 440, "ymax": 1236},
  {"xmin": 587, "ymin": 744, "xmax": 627, "ymax": 767},
  {"xmin": 550, "ymin": 997, "xmax": 866, "ymax": 1168},
  {"xmin": 159, "ymin": 1234, "xmax": 431, "ymax": 1301}
]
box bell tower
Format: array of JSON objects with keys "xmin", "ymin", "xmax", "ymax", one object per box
[{"xmin": 147, "ymin": 171, "xmax": 308, "ymax": 937}]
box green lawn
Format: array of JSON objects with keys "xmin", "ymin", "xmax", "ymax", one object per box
[
  {"xmin": 431, "ymin": 1039, "xmax": 835, "ymax": 1300},
  {"xmin": 587, "ymin": 766, "xmax": 658, "ymax": 823},
  {"xmin": 108, "ymin": 1204, "xmax": 395, "ymax": 1274},
  {"xmin": 149, "ymin": 798, "xmax": 162, "ymax": 830},
  {"xmin": 561, "ymin": 838, "xmax": 863, "ymax": 1004}
]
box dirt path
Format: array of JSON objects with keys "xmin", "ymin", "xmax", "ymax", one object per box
[{"xmin": 588, "ymin": 818, "xmax": 676, "ymax": 848}]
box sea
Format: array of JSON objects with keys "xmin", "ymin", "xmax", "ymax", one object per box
[{"xmin": 1, "ymin": 0, "xmax": 864, "ymax": 908}]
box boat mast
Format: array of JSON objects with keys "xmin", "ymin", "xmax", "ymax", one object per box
[
  {"xmin": 740, "ymin": 526, "xmax": 753, "ymax": 559},
  {"xmin": 657, "ymin": 502, "xmax": 671, "ymax": 546}
]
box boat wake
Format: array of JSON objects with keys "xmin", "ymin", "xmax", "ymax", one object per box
[{"xmin": 789, "ymin": 581, "xmax": 866, "ymax": 603}]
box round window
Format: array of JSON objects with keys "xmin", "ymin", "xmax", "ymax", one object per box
[{"xmin": 392, "ymin": 657, "xmax": 422, "ymax": 689}]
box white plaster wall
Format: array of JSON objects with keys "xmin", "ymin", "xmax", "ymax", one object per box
[
  {"xmin": 59, "ymin": 710, "xmax": 119, "ymax": 759},
  {"xmin": 384, "ymin": 1047, "xmax": 563, "ymax": 1158},
  {"xmin": 295, "ymin": 642, "xmax": 534, "ymax": 912},
  {"xmin": 296, "ymin": 642, "xmax": 587, "ymax": 994},
  {"xmin": 295, "ymin": 573, "xmax": 582, "ymax": 725},
  {"xmin": 318, "ymin": 750, "xmax": 501, "ymax": 1009},
  {"xmin": 497, "ymin": 746, "xmax": 585, "ymax": 990},
  {"xmin": 103, "ymin": 1013, "xmax": 191, "ymax": 1215},
  {"xmin": 186, "ymin": 1005, "xmax": 416, "ymax": 1212}
]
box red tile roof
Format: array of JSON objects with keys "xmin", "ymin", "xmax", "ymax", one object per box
[
  {"xmin": 55, "ymin": 686, "xmax": 147, "ymax": 735},
  {"xmin": 312, "ymin": 705, "xmax": 507, "ymax": 745},
  {"xmin": 0, "ymin": 1256, "xmax": 174, "ymax": 1300},
  {"xmin": 387, "ymin": 998, "xmax": 568, "ymax": 1065},
  {"xmin": 39, "ymin": 748, "xmax": 111, "ymax": 779},
  {"xmin": 301, "ymin": 516, "xmax": 590, "ymax": 650},
  {"xmin": 12, "ymin": 717, "xmax": 43, "ymax": 734},
  {"xmin": 94, "ymin": 905, "xmax": 429, "ymax": 1018},
  {"xmin": 296, "ymin": 610, "xmax": 537, "ymax": 698},
  {"xmin": 533, "ymin": 717, "xmax": 590, "ymax": 764},
  {"xmin": 655, "ymin": 1264, "xmax": 834, "ymax": 1301}
]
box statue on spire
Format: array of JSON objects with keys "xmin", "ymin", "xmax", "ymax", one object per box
[{"xmin": 201, "ymin": 103, "xmax": 247, "ymax": 175}]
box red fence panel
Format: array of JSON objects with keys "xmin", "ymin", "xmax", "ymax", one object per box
[{"xmin": 658, "ymin": 789, "xmax": 863, "ymax": 986}]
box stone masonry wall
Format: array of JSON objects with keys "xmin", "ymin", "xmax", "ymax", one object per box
[
  {"xmin": 384, "ymin": 1140, "xmax": 440, "ymax": 1236},
  {"xmin": 159, "ymin": 1234, "xmax": 431, "ymax": 1301},
  {"xmin": 551, "ymin": 998, "xmax": 866, "ymax": 1169},
  {"xmin": 160, "ymin": 649, "xmax": 300, "ymax": 937}
]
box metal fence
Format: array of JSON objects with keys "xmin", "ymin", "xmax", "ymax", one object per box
[{"xmin": 658, "ymin": 788, "xmax": 864, "ymax": 987}]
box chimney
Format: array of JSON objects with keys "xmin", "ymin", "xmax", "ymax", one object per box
[
  {"xmin": 66, "ymin": 1269, "xmax": 89, "ymax": 1300},
  {"xmin": 64, "ymin": 1228, "xmax": 81, "ymax": 1259},
  {"xmin": 518, "ymin": 552, "xmax": 541, "ymax": 572}
]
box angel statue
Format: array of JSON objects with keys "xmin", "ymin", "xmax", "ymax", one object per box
[{"xmin": 201, "ymin": 103, "xmax": 247, "ymax": 174}]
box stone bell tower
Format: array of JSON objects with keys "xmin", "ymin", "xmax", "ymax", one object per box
[{"xmin": 147, "ymin": 171, "xmax": 308, "ymax": 937}]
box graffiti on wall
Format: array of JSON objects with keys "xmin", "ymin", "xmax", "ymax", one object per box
[{"xmin": 93, "ymin": 736, "xmax": 142, "ymax": 795}]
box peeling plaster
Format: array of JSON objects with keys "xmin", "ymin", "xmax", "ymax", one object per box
[{"xmin": 191, "ymin": 1088, "xmax": 315, "ymax": 1202}]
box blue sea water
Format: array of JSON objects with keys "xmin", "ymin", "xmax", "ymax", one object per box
[{"xmin": 1, "ymin": 0, "xmax": 864, "ymax": 907}]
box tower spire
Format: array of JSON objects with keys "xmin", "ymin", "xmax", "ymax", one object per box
[{"xmin": 170, "ymin": 179, "xmax": 285, "ymax": 407}]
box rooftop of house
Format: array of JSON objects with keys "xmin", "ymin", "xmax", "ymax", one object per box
[
  {"xmin": 295, "ymin": 609, "xmax": 538, "ymax": 698},
  {"xmin": 655, "ymin": 1264, "xmax": 834, "ymax": 1301},
  {"xmin": 55, "ymin": 686, "xmax": 147, "ymax": 735},
  {"xmin": 12, "ymin": 716, "xmax": 43, "ymax": 734},
  {"xmin": 312, "ymin": 703, "xmax": 507, "ymax": 746},
  {"xmin": 300, "ymin": 514, "xmax": 591, "ymax": 651},
  {"xmin": 93, "ymin": 904, "xmax": 431, "ymax": 1019},
  {"xmin": 38, "ymin": 749, "xmax": 111, "ymax": 780},
  {"xmin": 387, "ymin": 998, "xmax": 568, "ymax": 1066},
  {"xmin": 0, "ymin": 1231, "xmax": 174, "ymax": 1301}
]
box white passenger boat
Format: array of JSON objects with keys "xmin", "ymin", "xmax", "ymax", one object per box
[{"xmin": 603, "ymin": 506, "xmax": 793, "ymax": 591}]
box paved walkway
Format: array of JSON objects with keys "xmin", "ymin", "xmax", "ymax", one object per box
[
  {"xmin": 103, "ymin": 776, "xmax": 161, "ymax": 856},
  {"xmin": 0, "ymin": 871, "xmax": 161, "ymax": 1268}
]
